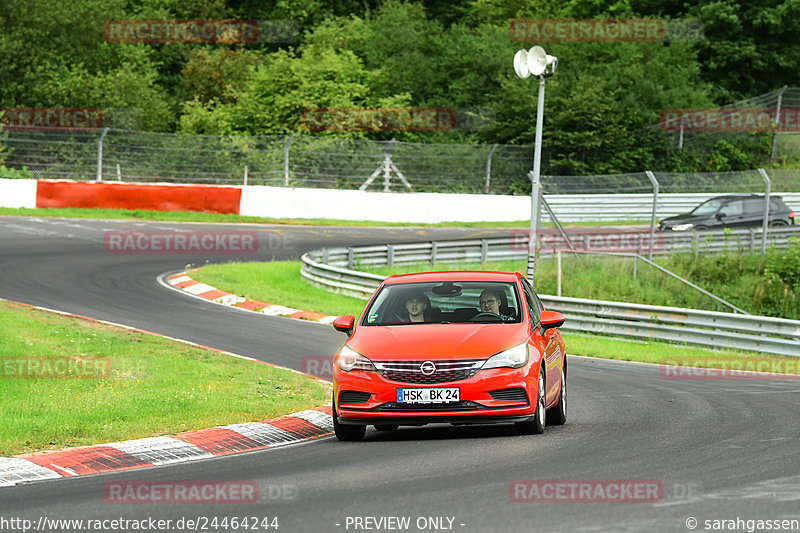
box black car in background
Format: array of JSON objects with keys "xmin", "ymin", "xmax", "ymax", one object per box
[{"xmin": 659, "ymin": 195, "xmax": 795, "ymax": 231}]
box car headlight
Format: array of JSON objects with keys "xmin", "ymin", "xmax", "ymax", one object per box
[
  {"xmin": 482, "ymin": 343, "xmax": 529, "ymax": 370},
  {"xmin": 672, "ymin": 223, "xmax": 694, "ymax": 231},
  {"xmin": 337, "ymin": 345, "xmax": 376, "ymax": 372}
]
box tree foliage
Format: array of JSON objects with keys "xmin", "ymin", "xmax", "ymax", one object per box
[{"xmin": 1, "ymin": 0, "xmax": 798, "ymax": 173}]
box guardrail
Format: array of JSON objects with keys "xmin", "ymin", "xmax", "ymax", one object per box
[
  {"xmin": 307, "ymin": 226, "xmax": 800, "ymax": 270},
  {"xmin": 300, "ymin": 231, "xmax": 800, "ymax": 357}
]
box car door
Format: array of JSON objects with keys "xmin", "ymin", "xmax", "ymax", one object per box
[
  {"xmin": 742, "ymin": 197, "xmax": 768, "ymax": 227},
  {"xmin": 521, "ymin": 278, "xmax": 560, "ymax": 406},
  {"xmin": 717, "ymin": 198, "xmax": 746, "ymax": 228}
]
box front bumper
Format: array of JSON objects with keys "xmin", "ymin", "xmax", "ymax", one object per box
[{"xmin": 334, "ymin": 366, "xmax": 537, "ymax": 426}]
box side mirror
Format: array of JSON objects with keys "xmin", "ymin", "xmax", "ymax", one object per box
[
  {"xmin": 715, "ymin": 212, "xmax": 725, "ymax": 219},
  {"xmin": 332, "ymin": 315, "xmax": 355, "ymax": 335},
  {"xmin": 539, "ymin": 310, "xmax": 566, "ymax": 332}
]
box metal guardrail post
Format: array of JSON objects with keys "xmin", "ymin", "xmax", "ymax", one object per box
[
  {"xmin": 527, "ymin": 170, "xmax": 543, "ymax": 279},
  {"xmin": 387, "ymin": 245, "xmax": 395, "ymax": 268},
  {"xmin": 644, "ymin": 170, "xmax": 659, "ymax": 261},
  {"xmin": 283, "ymin": 134, "xmax": 294, "ymax": 186},
  {"xmin": 485, "ymin": 144, "xmax": 498, "ymax": 194},
  {"xmin": 347, "ymin": 248, "xmax": 354, "ymax": 270},
  {"xmin": 96, "ymin": 127, "xmax": 109, "ymax": 181},
  {"xmin": 758, "ymin": 168, "xmax": 771, "ymax": 255},
  {"xmin": 431, "ymin": 242, "xmax": 438, "ymax": 266},
  {"xmin": 556, "ymin": 250, "xmax": 562, "ymax": 296},
  {"xmin": 480, "ymin": 239, "xmax": 489, "ymax": 267},
  {"xmin": 770, "ymin": 86, "xmax": 787, "ymax": 163}
]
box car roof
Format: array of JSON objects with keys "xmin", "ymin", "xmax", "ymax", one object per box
[
  {"xmin": 383, "ymin": 271, "xmax": 522, "ymax": 284},
  {"xmin": 706, "ymin": 194, "xmax": 783, "ymax": 201}
]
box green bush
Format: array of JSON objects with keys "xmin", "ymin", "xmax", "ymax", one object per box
[{"xmin": 0, "ymin": 165, "xmax": 32, "ymax": 179}]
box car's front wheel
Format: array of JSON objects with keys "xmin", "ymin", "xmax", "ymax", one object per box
[
  {"xmin": 546, "ymin": 365, "xmax": 566, "ymax": 426},
  {"xmin": 333, "ymin": 394, "xmax": 366, "ymax": 441},
  {"xmin": 515, "ymin": 364, "xmax": 546, "ymax": 435}
]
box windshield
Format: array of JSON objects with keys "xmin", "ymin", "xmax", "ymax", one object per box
[
  {"xmin": 690, "ymin": 198, "xmax": 724, "ymax": 215},
  {"xmin": 362, "ymin": 281, "xmax": 522, "ymax": 325}
]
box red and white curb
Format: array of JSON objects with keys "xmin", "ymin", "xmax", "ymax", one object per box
[
  {"xmin": 0, "ymin": 298, "xmax": 336, "ymax": 488},
  {"xmin": 166, "ymin": 272, "xmax": 339, "ymax": 324},
  {"xmin": 1, "ymin": 407, "xmax": 333, "ymax": 487}
]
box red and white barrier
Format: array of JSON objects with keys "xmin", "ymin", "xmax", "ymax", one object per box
[
  {"xmin": 0, "ymin": 179, "xmax": 530, "ymax": 222},
  {"xmin": 35, "ymin": 180, "xmax": 242, "ymax": 214}
]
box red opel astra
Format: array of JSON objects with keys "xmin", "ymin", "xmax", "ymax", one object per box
[{"xmin": 331, "ymin": 271, "xmax": 567, "ymax": 441}]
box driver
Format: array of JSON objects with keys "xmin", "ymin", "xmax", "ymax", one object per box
[
  {"xmin": 479, "ymin": 288, "xmax": 503, "ymax": 315},
  {"xmin": 478, "ymin": 288, "xmax": 514, "ymax": 322}
]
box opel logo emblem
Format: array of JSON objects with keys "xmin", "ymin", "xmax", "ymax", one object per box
[{"xmin": 420, "ymin": 361, "xmax": 436, "ymax": 375}]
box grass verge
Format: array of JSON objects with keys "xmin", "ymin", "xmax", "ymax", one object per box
[
  {"xmin": 0, "ymin": 299, "xmax": 329, "ymax": 456},
  {"xmin": 191, "ymin": 260, "xmax": 800, "ymax": 374},
  {"xmin": 0, "ymin": 206, "xmax": 646, "ymax": 228}
]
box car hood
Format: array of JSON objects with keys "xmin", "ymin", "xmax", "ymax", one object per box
[
  {"xmin": 660, "ymin": 213, "xmax": 709, "ymax": 226},
  {"xmin": 348, "ymin": 323, "xmax": 528, "ymax": 360}
]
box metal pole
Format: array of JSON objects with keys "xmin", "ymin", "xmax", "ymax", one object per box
[
  {"xmin": 485, "ymin": 144, "xmax": 498, "ymax": 194},
  {"xmin": 527, "ymin": 76, "xmax": 546, "ymax": 281},
  {"xmin": 758, "ymin": 168, "xmax": 771, "ymax": 255},
  {"xmin": 283, "ymin": 134, "xmax": 295, "ymax": 186},
  {"xmin": 556, "ymin": 250, "xmax": 562, "ymax": 297},
  {"xmin": 244, "ymin": 165, "xmax": 248, "ymax": 186},
  {"xmin": 771, "ymin": 86, "xmax": 787, "ymax": 163},
  {"xmin": 644, "ymin": 170, "xmax": 659, "ymax": 261},
  {"xmin": 96, "ymin": 127, "xmax": 109, "ymax": 181},
  {"xmin": 678, "ymin": 114, "xmax": 685, "ymax": 149}
]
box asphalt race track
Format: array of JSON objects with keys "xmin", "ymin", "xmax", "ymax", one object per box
[{"xmin": 1, "ymin": 216, "xmax": 798, "ymax": 533}]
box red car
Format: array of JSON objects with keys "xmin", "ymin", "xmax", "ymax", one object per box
[{"xmin": 331, "ymin": 271, "xmax": 567, "ymax": 441}]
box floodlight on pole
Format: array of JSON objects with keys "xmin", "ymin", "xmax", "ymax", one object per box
[{"xmin": 513, "ymin": 46, "xmax": 557, "ymax": 281}]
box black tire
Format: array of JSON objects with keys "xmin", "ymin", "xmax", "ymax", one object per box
[
  {"xmin": 769, "ymin": 220, "xmax": 788, "ymax": 227},
  {"xmin": 333, "ymin": 394, "xmax": 366, "ymax": 441},
  {"xmin": 374, "ymin": 424, "xmax": 399, "ymax": 432},
  {"xmin": 546, "ymin": 365, "xmax": 567, "ymax": 426},
  {"xmin": 694, "ymin": 225, "xmax": 709, "ymax": 232},
  {"xmin": 515, "ymin": 365, "xmax": 546, "ymax": 435}
]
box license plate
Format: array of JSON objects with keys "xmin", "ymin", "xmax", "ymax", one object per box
[{"xmin": 396, "ymin": 387, "xmax": 459, "ymax": 404}]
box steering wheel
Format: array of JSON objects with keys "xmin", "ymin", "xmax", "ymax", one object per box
[{"xmin": 470, "ymin": 312, "xmax": 502, "ymax": 322}]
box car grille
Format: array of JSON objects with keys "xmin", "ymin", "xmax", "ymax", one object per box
[
  {"xmin": 373, "ymin": 359, "xmax": 484, "ymax": 384},
  {"xmin": 488, "ymin": 387, "xmax": 529, "ymax": 403},
  {"xmin": 374, "ymin": 401, "xmax": 488, "ymax": 412},
  {"xmin": 339, "ymin": 390, "xmax": 371, "ymax": 404}
]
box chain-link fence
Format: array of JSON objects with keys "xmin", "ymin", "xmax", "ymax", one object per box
[
  {"xmin": 0, "ymin": 128, "xmax": 534, "ymax": 194},
  {"xmin": 2, "ymin": 93, "xmax": 800, "ymax": 195},
  {"xmin": 649, "ymin": 87, "xmax": 800, "ymax": 167}
]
